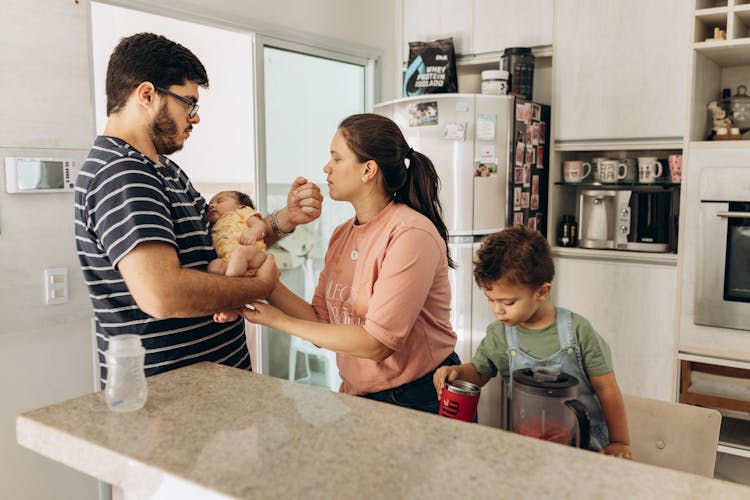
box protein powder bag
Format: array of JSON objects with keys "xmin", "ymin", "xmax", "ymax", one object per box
[{"xmin": 403, "ymin": 37, "xmax": 458, "ymax": 97}]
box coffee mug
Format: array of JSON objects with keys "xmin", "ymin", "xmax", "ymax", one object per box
[
  {"xmin": 620, "ymin": 158, "xmax": 638, "ymax": 182},
  {"xmin": 637, "ymin": 157, "xmax": 663, "ymax": 183},
  {"xmin": 590, "ymin": 157, "xmax": 608, "ymax": 182},
  {"xmin": 598, "ymin": 159, "xmax": 628, "ymax": 183},
  {"xmin": 668, "ymin": 154, "xmax": 682, "ymax": 183},
  {"xmin": 563, "ymin": 160, "xmax": 592, "ymax": 183}
]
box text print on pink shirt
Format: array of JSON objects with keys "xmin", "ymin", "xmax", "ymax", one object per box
[{"xmin": 325, "ymin": 281, "xmax": 364, "ymax": 325}]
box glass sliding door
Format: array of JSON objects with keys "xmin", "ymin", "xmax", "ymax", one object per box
[{"xmin": 254, "ymin": 36, "xmax": 377, "ymax": 390}]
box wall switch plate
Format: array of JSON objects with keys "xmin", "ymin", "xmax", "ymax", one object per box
[{"xmin": 44, "ymin": 267, "xmax": 68, "ymax": 305}]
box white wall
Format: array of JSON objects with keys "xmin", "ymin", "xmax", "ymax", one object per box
[{"xmin": 0, "ymin": 1, "xmax": 397, "ymax": 499}]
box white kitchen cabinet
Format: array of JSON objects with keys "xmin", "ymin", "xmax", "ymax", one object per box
[
  {"xmin": 402, "ymin": 0, "xmax": 553, "ymax": 60},
  {"xmin": 551, "ymin": 257, "xmax": 677, "ymax": 401},
  {"xmin": 402, "ymin": 0, "xmax": 474, "ymax": 60},
  {"xmin": 473, "ymin": 0, "xmax": 553, "ymax": 54},
  {"xmin": 553, "ymin": 0, "xmax": 691, "ymax": 144},
  {"xmin": 0, "ymin": 0, "xmax": 93, "ymax": 149}
]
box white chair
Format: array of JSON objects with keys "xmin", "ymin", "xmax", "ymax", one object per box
[
  {"xmin": 623, "ymin": 394, "xmax": 722, "ymax": 477},
  {"xmin": 288, "ymin": 336, "xmax": 341, "ymax": 392}
]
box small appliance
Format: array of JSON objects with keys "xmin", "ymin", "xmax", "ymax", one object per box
[
  {"xmin": 511, "ymin": 367, "xmax": 590, "ymax": 448},
  {"xmin": 577, "ymin": 188, "xmax": 678, "ymax": 252},
  {"xmin": 694, "ymin": 167, "xmax": 750, "ymax": 331}
]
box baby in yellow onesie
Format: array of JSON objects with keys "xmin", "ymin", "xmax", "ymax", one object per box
[{"xmin": 207, "ymin": 191, "xmax": 268, "ymax": 323}]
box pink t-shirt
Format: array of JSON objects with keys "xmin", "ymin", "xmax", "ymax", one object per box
[{"xmin": 312, "ymin": 202, "xmax": 457, "ymax": 395}]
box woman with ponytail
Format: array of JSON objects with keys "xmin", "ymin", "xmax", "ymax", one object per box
[{"xmin": 242, "ymin": 113, "xmax": 460, "ymax": 413}]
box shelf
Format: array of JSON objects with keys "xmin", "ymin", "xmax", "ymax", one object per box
[
  {"xmin": 554, "ymin": 139, "xmax": 684, "ymax": 151},
  {"xmin": 552, "ymin": 246, "xmax": 678, "ymax": 265},
  {"xmin": 678, "ymin": 352, "xmax": 750, "ymax": 371},
  {"xmin": 688, "ymin": 139, "xmax": 750, "ymax": 148},
  {"xmin": 554, "ymin": 181, "xmax": 680, "ymax": 190},
  {"xmin": 455, "ymin": 45, "xmax": 553, "ymax": 70},
  {"xmin": 695, "ymin": 0, "xmax": 728, "ymax": 9},
  {"xmin": 695, "ymin": 6, "xmax": 729, "ymax": 25},
  {"xmin": 694, "ymin": 39, "xmax": 750, "ymax": 65}
]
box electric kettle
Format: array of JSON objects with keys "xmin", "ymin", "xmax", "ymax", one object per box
[{"xmin": 511, "ymin": 367, "xmax": 591, "ymax": 449}]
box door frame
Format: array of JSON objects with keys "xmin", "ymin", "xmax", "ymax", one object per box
[{"xmin": 252, "ymin": 34, "xmax": 379, "ymax": 374}]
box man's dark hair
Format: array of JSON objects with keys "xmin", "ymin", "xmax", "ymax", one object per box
[
  {"xmin": 473, "ymin": 225, "xmax": 555, "ymax": 290},
  {"xmin": 106, "ymin": 32, "xmax": 209, "ymax": 115}
]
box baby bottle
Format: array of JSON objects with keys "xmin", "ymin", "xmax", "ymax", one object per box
[{"xmin": 105, "ymin": 335, "xmax": 148, "ymax": 412}]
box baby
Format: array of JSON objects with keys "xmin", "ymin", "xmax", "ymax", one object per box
[{"xmin": 207, "ymin": 190, "xmax": 268, "ymax": 322}]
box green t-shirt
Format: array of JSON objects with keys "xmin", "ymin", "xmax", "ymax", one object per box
[{"xmin": 471, "ymin": 311, "xmax": 613, "ymax": 381}]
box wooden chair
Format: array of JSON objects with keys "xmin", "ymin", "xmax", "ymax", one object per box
[{"xmin": 623, "ymin": 394, "xmax": 722, "ymax": 477}]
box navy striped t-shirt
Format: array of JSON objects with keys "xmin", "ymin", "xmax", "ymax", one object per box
[{"xmin": 74, "ymin": 136, "xmax": 251, "ymax": 384}]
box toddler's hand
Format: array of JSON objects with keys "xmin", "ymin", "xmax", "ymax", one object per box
[
  {"xmin": 433, "ymin": 366, "xmax": 460, "ymax": 401},
  {"xmin": 600, "ymin": 442, "xmax": 634, "ymax": 460}
]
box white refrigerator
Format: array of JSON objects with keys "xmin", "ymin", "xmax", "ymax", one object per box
[{"xmin": 374, "ymin": 94, "xmax": 515, "ymax": 429}]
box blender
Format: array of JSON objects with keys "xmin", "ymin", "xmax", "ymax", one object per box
[{"xmin": 511, "ymin": 366, "xmax": 591, "ymax": 449}]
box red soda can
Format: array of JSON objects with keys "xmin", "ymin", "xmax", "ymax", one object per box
[{"xmin": 439, "ymin": 380, "xmax": 480, "ymax": 422}]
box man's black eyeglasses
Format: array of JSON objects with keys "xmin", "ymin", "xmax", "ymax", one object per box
[{"xmin": 155, "ymin": 86, "xmax": 199, "ymax": 118}]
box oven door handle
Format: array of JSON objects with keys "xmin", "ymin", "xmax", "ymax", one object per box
[{"xmin": 716, "ymin": 211, "xmax": 750, "ymax": 219}]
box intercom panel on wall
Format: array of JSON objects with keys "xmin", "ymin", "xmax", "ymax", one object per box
[{"xmin": 4, "ymin": 157, "xmax": 78, "ymax": 193}]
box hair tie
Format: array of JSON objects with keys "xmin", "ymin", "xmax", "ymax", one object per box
[{"xmin": 403, "ymin": 147, "xmax": 414, "ymax": 169}]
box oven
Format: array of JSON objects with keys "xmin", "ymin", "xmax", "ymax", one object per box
[{"xmin": 694, "ymin": 167, "xmax": 750, "ymax": 331}]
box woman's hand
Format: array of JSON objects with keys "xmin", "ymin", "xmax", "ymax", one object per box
[{"xmin": 241, "ymin": 300, "xmax": 287, "ymax": 329}]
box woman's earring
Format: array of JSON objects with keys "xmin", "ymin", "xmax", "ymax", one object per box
[{"xmin": 361, "ymin": 176, "xmax": 367, "ymax": 183}]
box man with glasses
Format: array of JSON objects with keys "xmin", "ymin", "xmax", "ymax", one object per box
[{"xmin": 75, "ymin": 32, "xmax": 322, "ymax": 385}]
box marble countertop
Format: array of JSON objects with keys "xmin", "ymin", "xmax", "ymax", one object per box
[{"xmin": 16, "ymin": 362, "xmax": 750, "ymax": 499}]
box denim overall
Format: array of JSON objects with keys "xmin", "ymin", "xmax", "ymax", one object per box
[{"xmin": 506, "ymin": 307, "xmax": 609, "ymax": 451}]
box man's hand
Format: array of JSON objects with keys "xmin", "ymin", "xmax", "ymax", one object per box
[{"xmin": 286, "ymin": 177, "xmax": 322, "ymax": 228}]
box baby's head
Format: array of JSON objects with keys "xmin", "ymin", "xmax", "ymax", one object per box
[
  {"xmin": 207, "ymin": 191, "xmax": 255, "ymax": 225},
  {"xmin": 473, "ymin": 226, "xmax": 555, "ymax": 326}
]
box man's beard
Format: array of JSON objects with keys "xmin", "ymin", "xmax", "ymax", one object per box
[{"xmin": 150, "ymin": 103, "xmax": 188, "ymax": 156}]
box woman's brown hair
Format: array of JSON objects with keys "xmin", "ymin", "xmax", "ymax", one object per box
[{"xmin": 338, "ymin": 113, "xmax": 454, "ymax": 268}]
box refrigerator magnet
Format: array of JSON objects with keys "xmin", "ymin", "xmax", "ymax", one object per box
[
  {"xmin": 513, "ymin": 212, "xmax": 524, "ymax": 225},
  {"xmin": 408, "ymin": 102, "xmax": 438, "ymax": 127},
  {"xmin": 536, "ymin": 146, "xmax": 544, "ymax": 168},
  {"xmin": 513, "ymin": 187, "xmax": 522, "ymax": 211},
  {"xmin": 476, "ymin": 113, "xmax": 496, "ymax": 141},
  {"xmin": 521, "ymin": 191, "xmax": 530, "ymax": 209},
  {"xmin": 525, "ymin": 146, "xmax": 535, "ymax": 167},
  {"xmin": 532, "ymin": 104, "xmax": 542, "ymax": 121},
  {"xmin": 474, "ymin": 162, "xmax": 497, "ymax": 177},
  {"xmin": 479, "ymin": 145, "xmax": 495, "ymax": 162},
  {"xmin": 442, "ymin": 122, "xmax": 467, "ymax": 140},
  {"xmin": 531, "ymin": 193, "xmax": 540, "ymax": 211},
  {"xmin": 515, "ymin": 142, "xmax": 524, "ymax": 166}
]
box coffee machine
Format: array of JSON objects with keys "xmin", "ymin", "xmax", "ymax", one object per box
[{"xmin": 577, "ymin": 188, "xmax": 677, "ymax": 252}]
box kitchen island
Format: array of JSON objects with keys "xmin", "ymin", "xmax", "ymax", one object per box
[{"xmin": 16, "ymin": 362, "xmax": 750, "ymax": 499}]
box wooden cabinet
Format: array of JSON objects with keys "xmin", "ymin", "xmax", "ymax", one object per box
[
  {"xmin": 553, "ymin": 0, "xmax": 691, "ymax": 144},
  {"xmin": 473, "ymin": 0, "xmax": 553, "ymax": 54}
]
